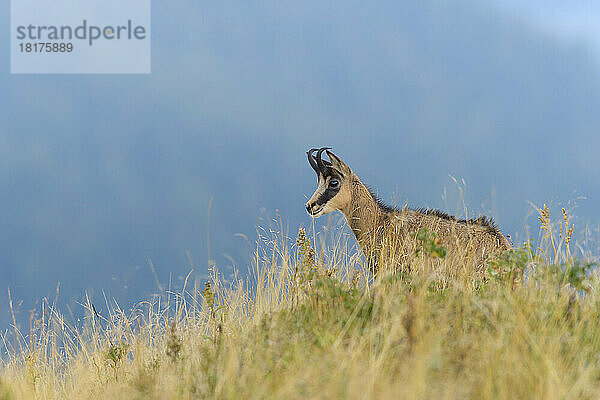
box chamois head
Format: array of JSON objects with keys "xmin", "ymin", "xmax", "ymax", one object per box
[{"xmin": 305, "ymin": 147, "xmax": 352, "ymax": 217}]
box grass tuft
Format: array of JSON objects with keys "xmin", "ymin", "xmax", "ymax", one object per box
[{"xmin": 1, "ymin": 214, "xmax": 599, "ymax": 399}]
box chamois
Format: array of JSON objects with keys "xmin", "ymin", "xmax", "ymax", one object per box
[{"xmin": 305, "ymin": 147, "xmax": 511, "ymax": 273}]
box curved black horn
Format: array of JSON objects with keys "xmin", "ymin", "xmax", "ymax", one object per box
[
  {"xmin": 307, "ymin": 148, "xmax": 319, "ymax": 173},
  {"xmin": 316, "ymin": 147, "xmax": 332, "ymax": 172}
]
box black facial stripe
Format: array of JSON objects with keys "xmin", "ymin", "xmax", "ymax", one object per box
[{"xmin": 316, "ymin": 186, "xmax": 340, "ymax": 205}]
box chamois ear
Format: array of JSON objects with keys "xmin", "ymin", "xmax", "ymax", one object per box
[{"xmin": 326, "ymin": 150, "xmax": 351, "ymax": 176}]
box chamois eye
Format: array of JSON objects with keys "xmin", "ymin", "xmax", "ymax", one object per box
[{"xmin": 329, "ymin": 179, "xmax": 339, "ymax": 188}]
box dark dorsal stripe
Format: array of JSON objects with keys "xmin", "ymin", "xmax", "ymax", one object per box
[{"xmin": 367, "ymin": 188, "xmax": 506, "ymax": 242}]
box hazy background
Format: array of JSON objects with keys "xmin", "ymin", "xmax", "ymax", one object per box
[{"xmin": 1, "ymin": 0, "xmax": 599, "ymax": 327}]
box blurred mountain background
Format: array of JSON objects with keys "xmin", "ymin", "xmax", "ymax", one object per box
[{"xmin": 1, "ymin": 0, "xmax": 599, "ymax": 326}]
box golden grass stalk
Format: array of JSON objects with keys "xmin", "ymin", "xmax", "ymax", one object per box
[{"xmin": 0, "ymin": 215, "xmax": 597, "ymax": 400}]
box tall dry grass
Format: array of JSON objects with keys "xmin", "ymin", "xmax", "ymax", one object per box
[{"xmin": 0, "ymin": 207, "xmax": 599, "ymax": 400}]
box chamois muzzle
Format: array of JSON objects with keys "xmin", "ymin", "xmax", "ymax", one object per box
[{"xmin": 306, "ymin": 202, "xmax": 324, "ymax": 216}]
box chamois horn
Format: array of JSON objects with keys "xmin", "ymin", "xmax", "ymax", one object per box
[
  {"xmin": 307, "ymin": 147, "xmax": 332, "ymax": 175},
  {"xmin": 307, "ymin": 148, "xmax": 320, "ymax": 174},
  {"xmin": 315, "ymin": 147, "xmax": 331, "ymax": 172}
]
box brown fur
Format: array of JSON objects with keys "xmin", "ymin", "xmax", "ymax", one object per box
[{"xmin": 306, "ymin": 149, "xmax": 511, "ymax": 274}]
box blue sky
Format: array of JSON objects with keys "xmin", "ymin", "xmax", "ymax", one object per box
[
  {"xmin": 1, "ymin": 0, "xmax": 599, "ymax": 327},
  {"xmin": 492, "ymin": 0, "xmax": 600, "ymax": 54}
]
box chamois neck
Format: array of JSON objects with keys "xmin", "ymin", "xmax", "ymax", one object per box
[{"xmin": 340, "ymin": 175, "xmax": 388, "ymax": 245}]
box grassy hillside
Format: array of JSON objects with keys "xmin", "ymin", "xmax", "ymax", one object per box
[{"xmin": 1, "ymin": 211, "xmax": 599, "ymax": 399}]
